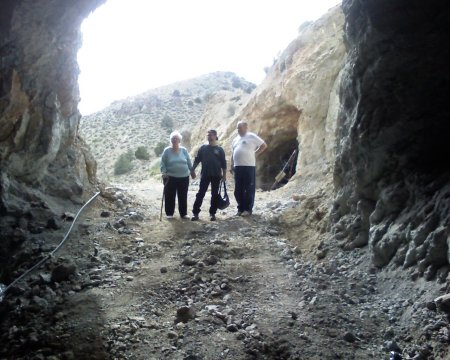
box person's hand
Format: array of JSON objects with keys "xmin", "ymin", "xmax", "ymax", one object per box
[
  {"xmin": 190, "ymin": 170, "xmax": 196, "ymax": 179},
  {"xmin": 161, "ymin": 173, "xmax": 169, "ymax": 182}
]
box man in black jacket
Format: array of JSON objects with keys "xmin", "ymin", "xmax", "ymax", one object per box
[{"xmin": 191, "ymin": 130, "xmax": 227, "ymax": 221}]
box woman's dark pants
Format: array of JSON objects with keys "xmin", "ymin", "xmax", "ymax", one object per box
[{"xmin": 164, "ymin": 176, "xmax": 189, "ymax": 216}]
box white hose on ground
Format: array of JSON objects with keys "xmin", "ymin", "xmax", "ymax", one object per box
[{"xmin": 0, "ymin": 189, "xmax": 109, "ymax": 302}]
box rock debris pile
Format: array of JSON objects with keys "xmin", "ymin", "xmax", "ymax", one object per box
[{"xmin": 0, "ymin": 185, "xmax": 448, "ymax": 359}]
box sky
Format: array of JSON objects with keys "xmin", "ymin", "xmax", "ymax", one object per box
[{"xmin": 77, "ymin": 0, "xmax": 341, "ymax": 115}]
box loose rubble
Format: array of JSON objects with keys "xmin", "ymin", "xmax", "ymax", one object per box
[{"xmin": 0, "ymin": 184, "xmax": 448, "ymax": 359}]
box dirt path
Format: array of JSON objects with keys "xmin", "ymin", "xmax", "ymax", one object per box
[
  {"xmin": 1, "ymin": 179, "xmax": 448, "ymax": 359},
  {"xmin": 62, "ymin": 179, "xmax": 387, "ymax": 359}
]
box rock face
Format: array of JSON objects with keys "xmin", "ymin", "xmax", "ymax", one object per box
[
  {"xmin": 0, "ymin": 0, "xmax": 449, "ymax": 291},
  {"xmin": 333, "ymin": 0, "xmax": 450, "ymax": 270},
  {"xmin": 0, "ymin": 1, "xmax": 102, "ymax": 277},
  {"xmin": 0, "ymin": 1, "xmax": 449, "ymax": 358},
  {"xmin": 220, "ymin": 6, "xmax": 345, "ymax": 192}
]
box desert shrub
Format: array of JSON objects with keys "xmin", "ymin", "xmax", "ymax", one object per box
[
  {"xmin": 148, "ymin": 158, "xmax": 161, "ymax": 176},
  {"xmin": 245, "ymin": 86, "xmax": 255, "ymax": 94},
  {"xmin": 114, "ymin": 151, "xmax": 134, "ymax": 175},
  {"xmin": 187, "ymin": 100, "xmax": 194, "ymax": 106},
  {"xmin": 154, "ymin": 141, "xmax": 167, "ymax": 156},
  {"xmin": 181, "ymin": 130, "xmax": 192, "ymax": 150},
  {"xmin": 172, "ymin": 89, "xmax": 181, "ymax": 97},
  {"xmin": 181, "ymin": 130, "xmax": 191, "ymax": 141},
  {"xmin": 161, "ymin": 114, "xmax": 174, "ymax": 131},
  {"xmin": 126, "ymin": 149, "xmax": 134, "ymax": 158},
  {"xmin": 227, "ymin": 104, "xmax": 236, "ymax": 117},
  {"xmin": 135, "ymin": 146, "xmax": 150, "ymax": 160},
  {"xmin": 203, "ymin": 93, "xmax": 212, "ymax": 102},
  {"xmin": 232, "ymin": 76, "xmax": 242, "ymax": 88},
  {"xmin": 194, "ymin": 97, "xmax": 202, "ymax": 104}
]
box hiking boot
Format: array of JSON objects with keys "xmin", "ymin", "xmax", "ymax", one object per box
[
  {"xmin": 210, "ymin": 214, "xmax": 216, "ymax": 221},
  {"xmin": 191, "ymin": 215, "xmax": 199, "ymax": 221},
  {"xmin": 181, "ymin": 215, "xmax": 190, "ymax": 220},
  {"xmin": 166, "ymin": 215, "xmax": 174, "ymax": 219},
  {"xmin": 235, "ymin": 211, "xmax": 243, "ymax": 216},
  {"xmin": 241, "ymin": 211, "xmax": 252, "ymax": 217}
]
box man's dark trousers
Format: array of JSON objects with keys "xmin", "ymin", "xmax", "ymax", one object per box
[
  {"xmin": 234, "ymin": 166, "xmax": 256, "ymax": 213},
  {"xmin": 165, "ymin": 176, "xmax": 189, "ymax": 216},
  {"xmin": 193, "ymin": 175, "xmax": 221, "ymax": 215}
]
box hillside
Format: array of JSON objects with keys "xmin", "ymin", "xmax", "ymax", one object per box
[{"xmin": 79, "ymin": 72, "xmax": 255, "ymax": 183}]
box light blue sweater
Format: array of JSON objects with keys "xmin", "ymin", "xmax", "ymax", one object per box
[{"xmin": 160, "ymin": 147, "xmax": 193, "ymax": 178}]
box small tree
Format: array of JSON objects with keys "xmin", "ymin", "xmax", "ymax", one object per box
[
  {"xmin": 161, "ymin": 114, "xmax": 174, "ymax": 131},
  {"xmin": 135, "ymin": 146, "xmax": 150, "ymax": 160},
  {"xmin": 148, "ymin": 159, "xmax": 161, "ymax": 176},
  {"xmin": 125, "ymin": 149, "xmax": 134, "ymax": 160},
  {"xmin": 231, "ymin": 76, "xmax": 242, "ymax": 88},
  {"xmin": 114, "ymin": 152, "xmax": 134, "ymax": 175},
  {"xmin": 245, "ymin": 85, "xmax": 255, "ymax": 94},
  {"xmin": 181, "ymin": 130, "xmax": 191, "ymax": 150},
  {"xmin": 227, "ymin": 104, "xmax": 236, "ymax": 117},
  {"xmin": 154, "ymin": 141, "xmax": 167, "ymax": 156}
]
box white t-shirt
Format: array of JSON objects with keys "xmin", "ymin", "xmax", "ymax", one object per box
[{"xmin": 232, "ymin": 132, "xmax": 265, "ymax": 166}]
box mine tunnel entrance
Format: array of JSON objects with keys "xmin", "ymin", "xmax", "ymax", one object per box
[
  {"xmin": 256, "ymin": 105, "xmax": 301, "ymax": 191},
  {"xmin": 257, "ymin": 131, "xmax": 299, "ymax": 191}
]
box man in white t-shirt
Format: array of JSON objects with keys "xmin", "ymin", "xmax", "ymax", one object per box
[{"xmin": 230, "ymin": 121, "xmax": 267, "ymax": 216}]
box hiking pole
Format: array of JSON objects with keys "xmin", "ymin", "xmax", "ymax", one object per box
[{"xmin": 160, "ymin": 176, "xmax": 169, "ymax": 221}]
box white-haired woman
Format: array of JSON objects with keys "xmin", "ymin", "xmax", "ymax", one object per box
[{"xmin": 160, "ymin": 131, "xmax": 196, "ymax": 219}]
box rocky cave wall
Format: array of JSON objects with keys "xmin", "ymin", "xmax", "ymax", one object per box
[
  {"xmin": 333, "ymin": 0, "xmax": 450, "ymax": 273},
  {"xmin": 222, "ymin": 6, "xmax": 345, "ymax": 193},
  {"xmin": 0, "ymin": 0, "xmax": 103, "ymax": 279},
  {"xmin": 1, "ymin": 0, "xmax": 449, "ymax": 285}
]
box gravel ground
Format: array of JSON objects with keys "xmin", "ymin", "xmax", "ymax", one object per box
[{"xmin": 0, "ymin": 180, "xmax": 448, "ymax": 359}]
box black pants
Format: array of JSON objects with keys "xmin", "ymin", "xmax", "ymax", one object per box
[
  {"xmin": 164, "ymin": 176, "xmax": 189, "ymax": 216},
  {"xmin": 192, "ymin": 175, "xmax": 221, "ymax": 216},
  {"xmin": 234, "ymin": 166, "xmax": 256, "ymax": 213}
]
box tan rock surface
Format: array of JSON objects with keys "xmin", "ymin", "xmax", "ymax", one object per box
[{"xmin": 220, "ymin": 6, "xmax": 345, "ymax": 194}]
